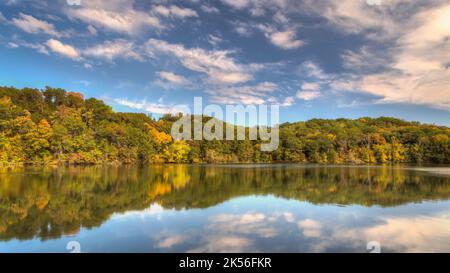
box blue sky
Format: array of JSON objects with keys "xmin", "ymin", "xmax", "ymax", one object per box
[{"xmin": 0, "ymin": 0, "xmax": 449, "ymax": 125}]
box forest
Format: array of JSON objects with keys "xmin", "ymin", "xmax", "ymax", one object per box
[{"xmin": 0, "ymin": 86, "xmax": 449, "ymax": 166}]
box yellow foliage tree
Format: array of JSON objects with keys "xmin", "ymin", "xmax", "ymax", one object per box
[
  {"xmin": 164, "ymin": 141, "xmax": 190, "ymax": 163},
  {"xmin": 147, "ymin": 125, "xmax": 172, "ymax": 145}
]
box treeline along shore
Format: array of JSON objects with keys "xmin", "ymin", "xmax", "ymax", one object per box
[{"xmin": 0, "ymin": 86, "xmax": 449, "ymax": 166}]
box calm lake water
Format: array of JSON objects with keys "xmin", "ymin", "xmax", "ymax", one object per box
[{"xmin": 0, "ymin": 164, "xmax": 450, "ymax": 253}]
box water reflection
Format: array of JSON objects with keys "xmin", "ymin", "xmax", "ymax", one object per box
[{"xmin": 0, "ymin": 165, "xmax": 449, "ymax": 252}]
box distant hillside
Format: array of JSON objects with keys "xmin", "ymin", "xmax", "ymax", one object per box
[{"xmin": 0, "ymin": 86, "xmax": 449, "ymax": 165}]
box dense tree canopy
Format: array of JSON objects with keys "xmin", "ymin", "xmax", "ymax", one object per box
[{"xmin": 0, "ymin": 86, "xmax": 449, "ymax": 166}]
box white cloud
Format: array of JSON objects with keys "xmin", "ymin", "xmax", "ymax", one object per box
[
  {"xmin": 301, "ymin": 61, "xmax": 331, "ymax": 80},
  {"xmin": 207, "ymin": 82, "xmax": 279, "ymax": 105},
  {"xmin": 152, "ymin": 5, "xmax": 198, "ymax": 18},
  {"xmin": 240, "ymin": 213, "xmax": 266, "ymax": 224},
  {"xmin": 207, "ymin": 71, "xmax": 252, "ymax": 85},
  {"xmin": 157, "ymin": 71, "xmax": 189, "ymax": 85},
  {"xmin": 46, "ymin": 39, "xmax": 80, "ymax": 60},
  {"xmin": 273, "ymin": 11, "xmax": 289, "ymax": 24},
  {"xmin": 114, "ymin": 98, "xmax": 180, "ymax": 114},
  {"xmin": 189, "ymin": 210, "xmax": 303, "ymax": 252},
  {"xmin": 334, "ymin": 2, "xmax": 450, "ymax": 110},
  {"xmin": 87, "ymin": 25, "xmax": 97, "ymax": 36},
  {"xmin": 12, "ymin": 13, "xmax": 63, "ymax": 37},
  {"xmin": 281, "ymin": 96, "xmax": 295, "ymax": 106},
  {"xmin": 301, "ymin": 0, "xmax": 398, "ymax": 39},
  {"xmin": 297, "ymin": 91, "xmax": 321, "ymax": 101},
  {"xmin": 157, "ymin": 235, "xmax": 188, "ymax": 248},
  {"xmin": 293, "ymin": 62, "xmax": 334, "ymax": 102},
  {"xmin": 207, "ymin": 34, "xmax": 223, "ymax": 46},
  {"xmin": 66, "ymin": 1, "xmax": 199, "ymax": 36},
  {"xmin": 361, "ymin": 215, "xmax": 450, "ymax": 252},
  {"xmin": 283, "ymin": 212, "xmax": 295, "ymax": 222},
  {"xmin": 0, "ymin": 11, "xmax": 6, "ymax": 22},
  {"xmin": 221, "ymin": 0, "xmax": 288, "ymax": 16},
  {"xmin": 254, "ymin": 24, "xmax": 304, "ymax": 50},
  {"xmin": 268, "ymin": 30, "xmax": 304, "ymax": 50},
  {"xmin": 201, "ymin": 5, "xmax": 220, "ymax": 14},
  {"xmin": 145, "ymin": 38, "xmax": 254, "ymax": 84},
  {"xmin": 188, "ymin": 235, "xmax": 253, "ymax": 253},
  {"xmin": 7, "ymin": 42, "xmax": 19, "ymax": 48},
  {"xmin": 3, "ymin": 0, "xmax": 19, "ymax": 6},
  {"xmin": 298, "ymin": 219, "xmax": 322, "ymax": 238},
  {"xmin": 221, "ymin": 0, "xmax": 251, "ymax": 9},
  {"xmin": 77, "ymin": 80, "xmax": 92, "ymax": 87},
  {"xmin": 83, "ymin": 39, "xmax": 142, "ymax": 62},
  {"xmin": 212, "ymin": 213, "xmax": 267, "ymax": 224},
  {"xmin": 10, "ymin": 41, "xmax": 50, "ymax": 55},
  {"xmin": 6, "ymin": 0, "xmax": 447, "ymax": 112},
  {"xmin": 392, "ymin": 4, "xmax": 450, "ymax": 74},
  {"xmin": 66, "ymin": 0, "xmax": 162, "ymax": 35},
  {"xmin": 232, "ymin": 21, "xmax": 253, "ymax": 37},
  {"xmin": 342, "ymin": 46, "xmax": 389, "ymax": 71},
  {"xmin": 208, "ymin": 212, "xmax": 278, "ymax": 239},
  {"xmin": 301, "ymin": 82, "xmax": 321, "ymax": 91},
  {"xmin": 116, "ymin": 203, "xmax": 168, "ymax": 219},
  {"xmin": 328, "ymin": 214, "xmax": 450, "ymax": 253},
  {"xmin": 296, "ymin": 82, "xmax": 322, "ymax": 101}
]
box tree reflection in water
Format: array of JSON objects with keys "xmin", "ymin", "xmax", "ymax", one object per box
[{"xmin": 0, "ymin": 165, "xmax": 449, "ymax": 241}]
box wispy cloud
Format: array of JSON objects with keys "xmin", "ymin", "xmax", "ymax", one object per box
[
  {"xmin": 114, "ymin": 98, "xmax": 184, "ymax": 115},
  {"xmin": 157, "ymin": 71, "xmax": 189, "ymax": 85},
  {"xmin": 2, "ymin": 0, "xmax": 449, "ymax": 116},
  {"xmin": 256, "ymin": 24, "xmax": 304, "ymax": 50},
  {"xmin": 207, "ymin": 34, "xmax": 223, "ymax": 46},
  {"xmin": 221, "ymin": 0, "xmax": 288, "ymax": 16},
  {"xmin": 46, "ymin": 39, "xmax": 80, "ymax": 60},
  {"xmin": 65, "ymin": 0, "xmax": 162, "ymax": 35},
  {"xmin": 201, "ymin": 5, "xmax": 220, "ymax": 14},
  {"xmin": 232, "ymin": 21, "xmax": 253, "ymax": 37},
  {"xmin": 331, "ymin": 2, "xmax": 450, "ymax": 110},
  {"xmin": 157, "ymin": 235, "xmax": 188, "ymax": 248},
  {"xmin": 0, "ymin": 11, "xmax": 6, "ymax": 22},
  {"xmin": 207, "ymin": 82, "xmax": 279, "ymax": 105},
  {"xmin": 12, "ymin": 13, "xmax": 65, "ymax": 37},
  {"xmin": 268, "ymin": 29, "xmax": 304, "ymax": 50},
  {"xmin": 298, "ymin": 219, "xmax": 322, "ymax": 238},
  {"xmin": 9, "ymin": 40, "xmax": 50, "ymax": 55},
  {"xmin": 145, "ymin": 38, "xmax": 255, "ymax": 84},
  {"xmin": 83, "ymin": 39, "xmax": 143, "ymax": 62},
  {"xmin": 297, "ymin": 91, "xmax": 321, "ymax": 101},
  {"xmin": 152, "ymin": 5, "xmax": 198, "ymax": 19},
  {"xmin": 297, "ymin": 82, "xmax": 322, "ymax": 101}
]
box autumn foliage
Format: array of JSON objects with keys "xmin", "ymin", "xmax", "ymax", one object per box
[{"xmin": 0, "ymin": 86, "xmax": 448, "ymax": 166}]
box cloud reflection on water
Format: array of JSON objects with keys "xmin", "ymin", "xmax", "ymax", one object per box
[{"xmin": 134, "ymin": 199, "xmax": 450, "ymax": 253}]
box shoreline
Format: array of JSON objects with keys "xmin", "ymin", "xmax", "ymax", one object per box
[{"xmin": 1, "ymin": 162, "xmax": 449, "ymax": 169}]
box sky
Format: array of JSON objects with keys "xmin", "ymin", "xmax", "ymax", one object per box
[{"xmin": 0, "ymin": 0, "xmax": 449, "ymax": 126}]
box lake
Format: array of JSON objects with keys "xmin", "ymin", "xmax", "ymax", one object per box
[{"xmin": 0, "ymin": 164, "xmax": 449, "ymax": 253}]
